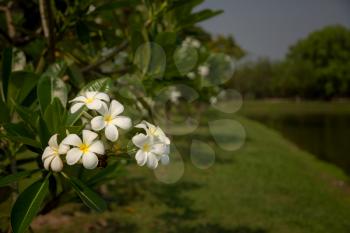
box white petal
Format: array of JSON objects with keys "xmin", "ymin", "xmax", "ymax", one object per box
[
  {"xmin": 146, "ymin": 153, "xmax": 159, "ymax": 169},
  {"xmin": 82, "ymin": 130, "xmax": 98, "ymax": 145},
  {"xmin": 85, "ymin": 91, "xmax": 97, "ymax": 98},
  {"xmin": 135, "ymin": 122, "xmax": 147, "ymax": 130},
  {"xmin": 91, "ymin": 116, "xmax": 106, "ymax": 131},
  {"xmin": 151, "ymin": 143, "xmax": 169, "ymax": 155},
  {"xmin": 96, "ymin": 102, "xmax": 108, "ymax": 115},
  {"xmin": 50, "ymin": 156, "xmax": 64, "ymax": 172},
  {"xmin": 109, "ymin": 100, "xmax": 124, "ymax": 117},
  {"xmin": 111, "ymin": 116, "xmax": 132, "ymax": 130},
  {"xmin": 58, "ymin": 144, "xmax": 70, "ymax": 154},
  {"xmin": 66, "ymin": 148, "xmax": 83, "ymax": 165},
  {"xmin": 145, "ymin": 121, "xmax": 157, "ymax": 129},
  {"xmin": 86, "ymin": 100, "xmax": 102, "ymax": 110},
  {"xmin": 43, "ymin": 155, "xmax": 54, "ymax": 170},
  {"xmin": 62, "ymin": 134, "xmax": 82, "ymax": 147},
  {"xmin": 132, "ymin": 133, "xmax": 148, "ymax": 148},
  {"xmin": 95, "ymin": 92, "xmax": 110, "ymax": 102},
  {"xmin": 42, "ymin": 147, "xmax": 55, "ymax": 160},
  {"xmin": 105, "ymin": 124, "xmax": 119, "ymax": 142},
  {"xmin": 70, "ymin": 102, "xmax": 84, "ymax": 113},
  {"xmin": 160, "ymin": 154, "xmax": 170, "ymax": 165},
  {"xmin": 135, "ymin": 150, "xmax": 147, "ymax": 166},
  {"xmin": 48, "ymin": 134, "xmax": 58, "ymax": 148},
  {"xmin": 70, "ymin": 96, "xmax": 86, "ymax": 103},
  {"xmin": 89, "ymin": 141, "xmax": 105, "ymax": 154},
  {"xmin": 82, "ymin": 152, "xmax": 99, "ymax": 169}
]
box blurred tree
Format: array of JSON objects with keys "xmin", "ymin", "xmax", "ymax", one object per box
[{"xmin": 287, "ymin": 25, "xmax": 350, "ymax": 98}]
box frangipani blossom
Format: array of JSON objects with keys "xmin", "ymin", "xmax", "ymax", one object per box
[
  {"xmin": 135, "ymin": 121, "xmax": 170, "ymax": 145},
  {"xmin": 62, "ymin": 130, "xmax": 104, "ymax": 169},
  {"xmin": 70, "ymin": 91, "xmax": 110, "ymax": 113},
  {"xmin": 198, "ymin": 65, "xmax": 210, "ymax": 77},
  {"xmin": 132, "ymin": 133, "xmax": 170, "ymax": 169},
  {"xmin": 91, "ymin": 100, "xmax": 132, "ymax": 141},
  {"xmin": 42, "ymin": 134, "xmax": 69, "ymax": 172}
]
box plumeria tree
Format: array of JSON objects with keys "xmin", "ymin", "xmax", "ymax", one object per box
[{"xmin": 0, "ymin": 0, "xmax": 243, "ymax": 232}]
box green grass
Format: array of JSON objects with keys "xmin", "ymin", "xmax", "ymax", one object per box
[{"xmin": 31, "ymin": 107, "xmax": 350, "ymax": 233}]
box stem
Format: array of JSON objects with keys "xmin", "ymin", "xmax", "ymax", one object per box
[
  {"xmin": 39, "ymin": 0, "xmax": 55, "ymax": 62},
  {"xmin": 0, "ymin": 2, "xmax": 15, "ymax": 39},
  {"xmin": 81, "ymin": 41, "xmax": 128, "ymax": 73}
]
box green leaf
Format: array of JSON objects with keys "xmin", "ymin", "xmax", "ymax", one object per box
[
  {"xmin": 94, "ymin": 0, "xmax": 140, "ymax": 13},
  {"xmin": 44, "ymin": 98, "xmax": 66, "ymax": 134},
  {"xmin": 134, "ymin": 42, "xmax": 166, "ymax": 79},
  {"xmin": 1, "ymin": 47, "xmax": 12, "ymax": 102},
  {"xmin": 8, "ymin": 72, "xmax": 39, "ymax": 105},
  {"xmin": 2, "ymin": 122, "xmax": 41, "ymax": 148},
  {"xmin": 87, "ymin": 162, "xmax": 121, "ymax": 186},
  {"xmin": 80, "ymin": 77, "xmax": 113, "ymax": 93},
  {"xmin": 11, "ymin": 175, "xmax": 49, "ymax": 233},
  {"xmin": 0, "ymin": 170, "xmax": 40, "ymax": 187},
  {"xmin": 13, "ymin": 103, "xmax": 38, "ymax": 128},
  {"xmin": 0, "ymin": 98, "xmax": 10, "ymax": 123},
  {"xmin": 37, "ymin": 62, "xmax": 68, "ymax": 114},
  {"xmin": 38, "ymin": 117, "xmax": 50, "ymax": 149},
  {"xmin": 66, "ymin": 106, "xmax": 85, "ymax": 126},
  {"xmin": 63, "ymin": 173, "xmax": 107, "ymax": 212},
  {"xmin": 67, "ymin": 64, "xmax": 85, "ymax": 88},
  {"xmin": 178, "ymin": 9, "xmax": 223, "ymax": 29},
  {"xmin": 76, "ymin": 21, "xmax": 90, "ymax": 44}
]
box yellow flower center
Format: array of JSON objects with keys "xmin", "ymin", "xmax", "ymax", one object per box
[
  {"xmin": 85, "ymin": 98, "xmax": 94, "ymax": 104},
  {"xmin": 79, "ymin": 144, "xmax": 90, "ymax": 153},
  {"xmin": 142, "ymin": 143, "xmax": 151, "ymax": 152},
  {"xmin": 104, "ymin": 115, "xmax": 113, "ymax": 123},
  {"xmin": 52, "ymin": 147, "xmax": 59, "ymax": 154},
  {"xmin": 149, "ymin": 127, "xmax": 157, "ymax": 136}
]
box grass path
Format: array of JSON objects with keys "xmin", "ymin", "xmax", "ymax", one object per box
[{"xmin": 34, "ymin": 113, "xmax": 350, "ymax": 233}]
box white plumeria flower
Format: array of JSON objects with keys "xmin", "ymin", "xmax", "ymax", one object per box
[
  {"xmin": 187, "ymin": 72, "xmax": 195, "ymax": 80},
  {"xmin": 198, "ymin": 65, "xmax": 210, "ymax": 77},
  {"xmin": 135, "ymin": 121, "xmax": 170, "ymax": 145},
  {"xmin": 169, "ymin": 89, "xmax": 181, "ymax": 104},
  {"xmin": 70, "ymin": 91, "xmax": 110, "ymax": 113},
  {"xmin": 91, "ymin": 100, "xmax": 132, "ymax": 141},
  {"xmin": 132, "ymin": 133, "xmax": 170, "ymax": 169},
  {"xmin": 62, "ymin": 130, "xmax": 104, "ymax": 169},
  {"xmin": 42, "ymin": 134, "xmax": 69, "ymax": 172}
]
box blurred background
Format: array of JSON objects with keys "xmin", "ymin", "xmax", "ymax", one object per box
[{"xmin": 1, "ymin": 0, "xmax": 350, "ymax": 233}]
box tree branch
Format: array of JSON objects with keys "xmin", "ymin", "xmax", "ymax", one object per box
[
  {"xmin": 81, "ymin": 41, "xmax": 128, "ymax": 73},
  {"xmin": 39, "ymin": 0, "xmax": 55, "ymax": 62},
  {"xmin": 0, "ymin": 2, "xmax": 16, "ymax": 39}
]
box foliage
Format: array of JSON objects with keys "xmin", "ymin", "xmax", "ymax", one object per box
[
  {"xmin": 230, "ymin": 25, "xmax": 350, "ymax": 99},
  {"xmin": 0, "ymin": 0, "xmax": 242, "ymax": 232}
]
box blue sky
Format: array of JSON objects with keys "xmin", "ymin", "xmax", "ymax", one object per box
[{"xmin": 197, "ymin": 0, "xmax": 350, "ymax": 60}]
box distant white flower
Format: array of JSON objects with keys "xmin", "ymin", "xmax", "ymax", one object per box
[
  {"xmin": 169, "ymin": 88, "xmax": 181, "ymax": 104},
  {"xmin": 182, "ymin": 37, "xmax": 201, "ymax": 49},
  {"xmin": 198, "ymin": 65, "xmax": 210, "ymax": 77},
  {"xmin": 12, "ymin": 48, "xmax": 26, "ymax": 71},
  {"xmin": 135, "ymin": 121, "xmax": 170, "ymax": 145},
  {"xmin": 95, "ymin": 17, "xmax": 103, "ymax": 24},
  {"xmin": 87, "ymin": 4, "xmax": 96, "ymax": 14},
  {"xmin": 70, "ymin": 91, "xmax": 110, "ymax": 113},
  {"xmin": 42, "ymin": 134, "xmax": 69, "ymax": 172},
  {"xmin": 62, "ymin": 130, "xmax": 104, "ymax": 169},
  {"xmin": 132, "ymin": 133, "xmax": 170, "ymax": 169},
  {"xmin": 210, "ymin": 96, "xmax": 218, "ymax": 105},
  {"xmin": 187, "ymin": 72, "xmax": 195, "ymax": 80},
  {"xmin": 91, "ymin": 100, "xmax": 132, "ymax": 141}
]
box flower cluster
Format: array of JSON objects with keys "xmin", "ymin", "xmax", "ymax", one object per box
[
  {"xmin": 132, "ymin": 121, "xmax": 170, "ymax": 169},
  {"xmin": 186, "ymin": 64, "xmax": 210, "ymax": 80},
  {"xmin": 41, "ymin": 91, "xmax": 170, "ymax": 172}
]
